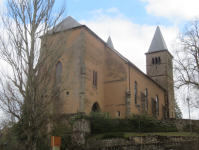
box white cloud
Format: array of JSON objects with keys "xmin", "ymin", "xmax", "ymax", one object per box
[
  {"xmin": 142, "ymin": 0, "xmax": 199, "ymax": 20},
  {"xmin": 107, "ymin": 7, "xmax": 119, "ymax": 13},
  {"xmin": 80, "ymin": 10, "xmax": 179, "ymax": 73}
]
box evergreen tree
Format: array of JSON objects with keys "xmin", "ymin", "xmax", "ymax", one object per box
[{"xmin": 175, "ymin": 100, "xmax": 183, "ymax": 119}]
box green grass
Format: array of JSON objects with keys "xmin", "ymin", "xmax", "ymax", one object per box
[{"xmin": 88, "ymin": 132, "xmax": 198, "ymax": 139}]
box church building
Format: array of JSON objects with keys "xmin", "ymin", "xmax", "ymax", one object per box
[{"xmin": 43, "ymin": 16, "xmax": 175, "ymax": 119}]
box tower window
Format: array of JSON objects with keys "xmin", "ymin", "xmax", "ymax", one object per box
[
  {"xmin": 152, "ymin": 58, "xmax": 154, "ymax": 64},
  {"xmin": 155, "ymin": 57, "xmax": 158, "ymax": 64},
  {"xmin": 134, "ymin": 81, "xmax": 137, "ymax": 104},
  {"xmin": 158, "ymin": 57, "xmax": 161, "ymax": 63}
]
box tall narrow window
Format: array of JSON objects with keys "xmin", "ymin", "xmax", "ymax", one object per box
[
  {"xmin": 56, "ymin": 61, "xmax": 62, "ymax": 83},
  {"xmin": 156, "ymin": 95, "xmax": 159, "ymax": 116},
  {"xmin": 93, "ymin": 70, "xmax": 95, "ymax": 85},
  {"xmin": 134, "ymin": 81, "xmax": 137, "ymax": 104},
  {"xmin": 158, "ymin": 57, "xmax": 161, "ymax": 63},
  {"xmin": 95, "ymin": 71, "xmax": 97, "ymax": 87},
  {"xmin": 145, "ymin": 88, "xmax": 148, "ymax": 111},
  {"xmin": 93, "ymin": 70, "xmax": 98, "ymax": 87}
]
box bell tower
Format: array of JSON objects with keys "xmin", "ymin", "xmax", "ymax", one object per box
[{"xmin": 145, "ymin": 26, "xmax": 175, "ymax": 118}]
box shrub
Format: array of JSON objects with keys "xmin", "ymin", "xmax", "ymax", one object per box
[
  {"xmin": 126, "ymin": 114, "xmax": 158, "ymax": 132},
  {"xmin": 81, "ymin": 112, "xmax": 178, "ymax": 134},
  {"xmin": 183, "ymin": 124, "xmax": 199, "ymax": 132},
  {"xmin": 82, "ymin": 111, "xmax": 116, "ymax": 134}
]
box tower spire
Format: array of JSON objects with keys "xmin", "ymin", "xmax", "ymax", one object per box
[
  {"xmin": 107, "ymin": 36, "xmax": 114, "ymax": 49},
  {"xmin": 148, "ymin": 26, "xmax": 168, "ymax": 53}
]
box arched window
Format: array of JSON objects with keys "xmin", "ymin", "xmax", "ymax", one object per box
[
  {"xmin": 56, "ymin": 61, "xmax": 62, "ymax": 83},
  {"xmin": 156, "ymin": 95, "xmax": 159, "ymax": 115},
  {"xmin": 134, "ymin": 81, "xmax": 137, "ymax": 104},
  {"xmin": 155, "ymin": 57, "xmax": 158, "ymax": 64},
  {"xmin": 116, "ymin": 111, "xmax": 121, "ymax": 117},
  {"xmin": 152, "ymin": 58, "xmax": 154, "ymax": 64},
  {"xmin": 145, "ymin": 88, "xmax": 148, "ymax": 111},
  {"xmin": 158, "ymin": 57, "xmax": 161, "ymax": 63}
]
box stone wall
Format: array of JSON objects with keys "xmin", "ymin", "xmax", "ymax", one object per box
[
  {"xmin": 162, "ymin": 118, "xmax": 199, "ymax": 132},
  {"xmin": 72, "ymin": 118, "xmax": 91, "ymax": 146},
  {"xmin": 71, "ymin": 118, "xmax": 199, "ymax": 149},
  {"xmin": 85, "ymin": 135, "xmax": 198, "ymax": 150}
]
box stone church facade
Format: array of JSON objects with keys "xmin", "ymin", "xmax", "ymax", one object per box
[{"xmin": 42, "ymin": 16, "xmax": 175, "ymax": 119}]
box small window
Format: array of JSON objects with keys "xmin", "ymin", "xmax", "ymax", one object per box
[
  {"xmin": 152, "ymin": 58, "xmax": 154, "ymax": 64},
  {"xmin": 158, "ymin": 57, "xmax": 161, "ymax": 63},
  {"xmin": 134, "ymin": 81, "xmax": 137, "ymax": 104}
]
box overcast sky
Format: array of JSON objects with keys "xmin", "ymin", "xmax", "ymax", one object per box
[{"xmin": 1, "ymin": 0, "xmax": 199, "ymax": 119}]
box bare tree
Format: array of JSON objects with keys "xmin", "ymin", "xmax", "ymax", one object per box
[
  {"xmin": 0, "ymin": 0, "xmax": 74, "ymax": 149},
  {"xmin": 173, "ymin": 17, "xmax": 199, "ymax": 108}
]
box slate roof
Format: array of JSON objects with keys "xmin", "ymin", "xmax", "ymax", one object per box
[
  {"xmin": 148, "ymin": 26, "xmax": 168, "ymax": 53},
  {"xmin": 49, "ymin": 16, "xmax": 82, "ymax": 33}
]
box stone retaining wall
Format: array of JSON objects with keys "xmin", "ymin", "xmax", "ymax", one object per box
[
  {"xmin": 85, "ymin": 135, "xmax": 198, "ymax": 150},
  {"xmin": 162, "ymin": 119, "xmax": 199, "ymax": 131}
]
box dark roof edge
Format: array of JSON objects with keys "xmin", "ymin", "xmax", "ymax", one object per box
[{"xmin": 145, "ymin": 49, "xmax": 173, "ymax": 58}]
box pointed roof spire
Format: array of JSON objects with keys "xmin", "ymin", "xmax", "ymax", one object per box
[
  {"xmin": 148, "ymin": 26, "xmax": 168, "ymax": 53},
  {"xmin": 107, "ymin": 36, "xmax": 114, "ymax": 49},
  {"xmin": 50, "ymin": 16, "xmax": 81, "ymax": 33}
]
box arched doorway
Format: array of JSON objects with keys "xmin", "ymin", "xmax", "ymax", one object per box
[{"xmin": 92, "ymin": 102, "xmax": 100, "ymax": 112}]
